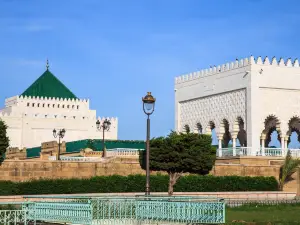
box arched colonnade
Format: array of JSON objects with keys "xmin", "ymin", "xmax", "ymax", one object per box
[{"xmin": 184, "ymin": 114, "xmax": 300, "ymax": 157}]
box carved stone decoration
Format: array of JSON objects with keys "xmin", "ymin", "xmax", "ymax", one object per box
[{"xmin": 179, "ymin": 89, "xmax": 246, "ymax": 134}]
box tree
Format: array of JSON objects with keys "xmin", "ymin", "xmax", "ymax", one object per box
[
  {"xmin": 0, "ymin": 120, "xmax": 9, "ymax": 164},
  {"xmin": 139, "ymin": 131, "xmax": 216, "ymax": 195},
  {"xmin": 279, "ymin": 150, "xmax": 300, "ymax": 191}
]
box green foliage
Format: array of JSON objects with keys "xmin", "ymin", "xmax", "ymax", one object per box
[
  {"xmin": 139, "ymin": 131, "xmax": 216, "ymax": 175},
  {"xmin": 0, "ymin": 175, "xmax": 278, "ymax": 195},
  {"xmin": 279, "ymin": 150, "xmax": 300, "ymax": 191},
  {"xmin": 0, "ymin": 120, "xmax": 9, "ymax": 164}
]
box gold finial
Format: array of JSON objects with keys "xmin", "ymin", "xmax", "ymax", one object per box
[{"xmin": 46, "ymin": 59, "xmax": 49, "ymax": 70}]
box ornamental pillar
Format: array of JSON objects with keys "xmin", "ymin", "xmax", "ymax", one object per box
[
  {"xmin": 232, "ymin": 134, "xmax": 237, "ymax": 157},
  {"xmin": 261, "ymin": 135, "xmax": 266, "ymax": 156},
  {"xmin": 284, "ymin": 136, "xmax": 289, "ymax": 150},
  {"xmin": 218, "ymin": 135, "xmax": 223, "ymax": 157},
  {"xmin": 281, "ymin": 136, "xmax": 285, "ymax": 157}
]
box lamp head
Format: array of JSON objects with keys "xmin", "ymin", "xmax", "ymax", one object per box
[
  {"xmin": 96, "ymin": 119, "xmax": 101, "ymax": 129},
  {"xmin": 142, "ymin": 92, "xmax": 156, "ymax": 115},
  {"xmin": 103, "ymin": 119, "xmax": 111, "ymax": 131}
]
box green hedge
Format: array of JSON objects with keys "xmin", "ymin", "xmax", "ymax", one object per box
[{"xmin": 0, "ymin": 175, "xmax": 278, "ymax": 195}]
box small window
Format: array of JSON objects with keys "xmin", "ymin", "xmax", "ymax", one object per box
[
  {"xmin": 48, "ymin": 104, "xmax": 50, "ymax": 107},
  {"xmin": 67, "ymin": 105, "xmax": 70, "ymax": 109},
  {"xmin": 72, "ymin": 105, "xmax": 74, "ymax": 109},
  {"xmin": 45, "ymin": 115, "xmax": 47, "ymax": 118},
  {"xmin": 32, "ymin": 103, "xmax": 35, "ymax": 107},
  {"xmin": 83, "ymin": 117, "xmax": 85, "ymax": 119},
  {"xmin": 73, "ymin": 116, "xmax": 76, "ymax": 119},
  {"xmin": 77, "ymin": 105, "xmax": 79, "ymax": 109},
  {"xmin": 35, "ymin": 114, "xmax": 38, "ymax": 117},
  {"xmin": 64, "ymin": 116, "xmax": 66, "ymax": 119},
  {"xmin": 37, "ymin": 103, "xmax": 40, "ymax": 107},
  {"xmin": 27, "ymin": 103, "xmax": 30, "ymax": 107},
  {"xmin": 54, "ymin": 115, "xmax": 57, "ymax": 118},
  {"xmin": 43, "ymin": 104, "xmax": 45, "ymax": 107},
  {"xmin": 62, "ymin": 105, "xmax": 65, "ymax": 108},
  {"xmin": 58, "ymin": 104, "xmax": 60, "ymax": 108},
  {"xmin": 53, "ymin": 104, "xmax": 55, "ymax": 108}
]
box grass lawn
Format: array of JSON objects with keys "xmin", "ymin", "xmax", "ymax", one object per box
[{"xmin": 226, "ymin": 203, "xmax": 300, "ymax": 224}]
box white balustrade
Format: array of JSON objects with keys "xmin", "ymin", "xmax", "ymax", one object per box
[
  {"xmin": 60, "ymin": 156, "xmax": 103, "ymax": 162},
  {"xmin": 48, "ymin": 156, "xmax": 57, "ymax": 161},
  {"xmin": 106, "ymin": 148, "xmax": 141, "ymax": 157},
  {"xmin": 217, "ymin": 147, "xmax": 300, "ymax": 158},
  {"xmin": 49, "ymin": 148, "xmax": 141, "ymax": 161}
]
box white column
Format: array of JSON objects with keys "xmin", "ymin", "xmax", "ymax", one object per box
[
  {"xmin": 232, "ymin": 137, "xmax": 237, "ymax": 157},
  {"xmin": 284, "ymin": 137, "xmax": 288, "ymax": 149},
  {"xmin": 218, "ymin": 138, "xmax": 222, "ymax": 157},
  {"xmin": 281, "ymin": 136, "xmax": 285, "ymax": 157},
  {"xmin": 261, "ymin": 137, "xmax": 265, "ymax": 156}
]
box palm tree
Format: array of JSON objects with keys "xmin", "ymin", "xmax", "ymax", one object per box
[{"xmin": 279, "ymin": 150, "xmax": 300, "ymax": 191}]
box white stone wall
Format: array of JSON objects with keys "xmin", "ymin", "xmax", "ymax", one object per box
[
  {"xmin": 0, "ymin": 96, "xmax": 118, "ymax": 148},
  {"xmin": 175, "ymin": 56, "xmax": 300, "ymax": 149}
]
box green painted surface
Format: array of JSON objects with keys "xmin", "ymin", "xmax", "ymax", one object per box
[
  {"xmin": 21, "ymin": 69, "xmax": 77, "ymax": 99},
  {"xmin": 66, "ymin": 139, "xmax": 145, "ymax": 152},
  {"xmin": 25, "ymin": 140, "xmax": 145, "ymax": 158},
  {"xmin": 26, "ymin": 147, "xmax": 41, "ymax": 158}
]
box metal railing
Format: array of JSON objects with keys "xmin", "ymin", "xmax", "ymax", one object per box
[
  {"xmin": 21, "ymin": 195, "xmax": 225, "ymax": 224},
  {"xmin": 0, "ymin": 202, "xmax": 36, "ymax": 225}
]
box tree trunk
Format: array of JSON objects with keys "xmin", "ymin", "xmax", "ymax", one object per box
[{"xmin": 168, "ymin": 172, "xmax": 183, "ymax": 196}]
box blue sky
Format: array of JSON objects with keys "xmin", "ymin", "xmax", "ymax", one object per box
[{"xmin": 0, "ymin": 0, "xmax": 300, "ymax": 144}]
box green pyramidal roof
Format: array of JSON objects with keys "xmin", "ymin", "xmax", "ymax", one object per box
[{"xmin": 21, "ymin": 69, "xmax": 78, "ymax": 99}]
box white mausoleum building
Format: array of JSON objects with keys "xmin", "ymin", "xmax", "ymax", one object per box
[
  {"xmin": 175, "ymin": 56, "xmax": 300, "ymax": 157},
  {"xmin": 0, "ymin": 62, "xmax": 118, "ymax": 148}
]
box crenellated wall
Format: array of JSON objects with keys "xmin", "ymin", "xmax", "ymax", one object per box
[
  {"xmin": 175, "ymin": 56, "xmax": 300, "ymax": 151},
  {"xmin": 0, "ymin": 95, "xmax": 118, "ymax": 148},
  {"xmin": 175, "ymin": 56, "xmax": 299, "ymax": 84}
]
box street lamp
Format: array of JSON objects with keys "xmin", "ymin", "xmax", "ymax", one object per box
[
  {"xmin": 53, "ymin": 128, "xmax": 66, "ymax": 160},
  {"xmin": 142, "ymin": 92, "xmax": 156, "ymax": 195},
  {"xmin": 96, "ymin": 119, "xmax": 111, "ymax": 157}
]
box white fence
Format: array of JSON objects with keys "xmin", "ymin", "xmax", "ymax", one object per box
[
  {"xmin": 49, "ymin": 148, "xmax": 141, "ymax": 161},
  {"xmin": 217, "ymin": 147, "xmax": 300, "ymax": 158},
  {"xmin": 106, "ymin": 148, "xmax": 140, "ymax": 157}
]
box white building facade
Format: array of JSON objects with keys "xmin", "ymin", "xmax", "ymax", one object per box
[
  {"xmin": 175, "ymin": 56, "xmax": 300, "ymax": 157},
  {"xmin": 0, "ymin": 64, "xmax": 118, "ymax": 148}
]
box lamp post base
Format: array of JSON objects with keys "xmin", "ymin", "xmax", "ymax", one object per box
[{"xmin": 102, "ymin": 146, "xmax": 107, "ymax": 158}]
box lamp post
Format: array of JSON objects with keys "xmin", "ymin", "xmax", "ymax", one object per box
[
  {"xmin": 53, "ymin": 128, "xmax": 66, "ymax": 160},
  {"xmin": 142, "ymin": 92, "xmax": 156, "ymax": 196},
  {"xmin": 96, "ymin": 119, "xmax": 111, "ymax": 157}
]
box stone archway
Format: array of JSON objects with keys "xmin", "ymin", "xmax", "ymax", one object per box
[
  {"xmin": 236, "ymin": 116, "xmax": 247, "ymax": 147},
  {"xmin": 262, "ymin": 115, "xmax": 281, "ymax": 147},
  {"xmin": 206, "ymin": 121, "xmax": 217, "ymax": 145},
  {"xmin": 194, "ymin": 122, "xmax": 203, "ymax": 134},
  {"xmin": 206, "ymin": 121, "xmax": 216, "ymax": 135},
  {"xmin": 287, "ymin": 116, "xmax": 300, "ymax": 147},
  {"xmin": 221, "ymin": 119, "xmax": 231, "ymax": 147}
]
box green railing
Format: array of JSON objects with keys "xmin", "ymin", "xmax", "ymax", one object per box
[
  {"xmin": 21, "ymin": 195, "xmax": 225, "ymax": 224},
  {"xmin": 0, "ymin": 202, "xmax": 36, "ymax": 225}
]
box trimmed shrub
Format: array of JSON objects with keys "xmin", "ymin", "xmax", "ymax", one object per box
[{"xmin": 0, "ymin": 175, "xmax": 278, "ymax": 196}]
